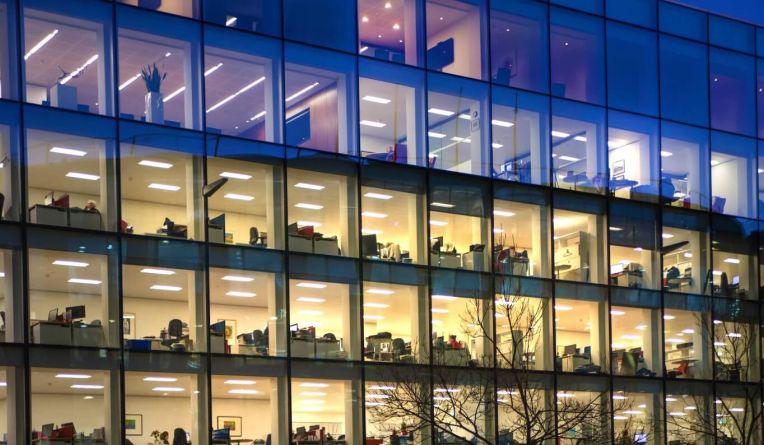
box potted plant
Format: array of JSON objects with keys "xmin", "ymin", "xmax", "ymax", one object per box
[
  {"xmin": 50, "ymin": 66, "xmax": 79, "ymax": 110},
  {"xmin": 150, "ymin": 430, "xmax": 161, "ymax": 444},
  {"xmin": 141, "ymin": 63, "xmax": 166, "ymax": 124}
]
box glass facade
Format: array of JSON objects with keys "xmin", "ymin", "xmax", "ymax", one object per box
[{"xmin": 1, "ymin": 1, "xmax": 764, "ymax": 444}]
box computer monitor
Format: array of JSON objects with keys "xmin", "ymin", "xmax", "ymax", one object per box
[
  {"xmin": 361, "ymin": 234, "xmax": 378, "ymax": 258},
  {"xmin": 309, "ymin": 425, "xmax": 320, "ymax": 431},
  {"xmin": 186, "ymin": 432, "xmax": 191, "ymax": 442},
  {"xmin": 52, "ymin": 194, "xmax": 70, "ymax": 208},
  {"xmin": 210, "ymin": 213, "xmax": 225, "ymax": 228},
  {"xmin": 634, "ymin": 432, "xmax": 647, "ymax": 444},
  {"xmin": 732, "ymin": 275, "xmax": 740, "ymax": 286},
  {"xmin": 430, "ymin": 236, "xmax": 443, "ymax": 252},
  {"xmin": 47, "ymin": 308, "xmax": 59, "ymax": 322},
  {"xmin": 65, "ymin": 305, "xmax": 86, "ymax": 320},
  {"xmin": 210, "ymin": 320, "xmax": 226, "ymax": 335},
  {"xmin": 42, "ymin": 424, "xmax": 54, "ymax": 438},
  {"xmin": 290, "ymin": 323, "xmax": 299, "ymax": 333},
  {"xmin": 563, "ymin": 344, "xmax": 577, "ymax": 355}
]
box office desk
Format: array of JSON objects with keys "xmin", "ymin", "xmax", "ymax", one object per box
[
  {"xmin": 433, "ymin": 348, "xmax": 471, "ymax": 366},
  {"xmin": 29, "ymin": 205, "xmax": 101, "ymax": 230},
  {"xmin": 430, "ymin": 252, "xmax": 461, "ymax": 269},
  {"xmin": 72, "ymin": 323, "xmax": 104, "ymax": 347},
  {"xmin": 561, "ymin": 354, "xmax": 591, "ymax": 372},
  {"xmin": 290, "ymin": 338, "xmax": 343, "ymax": 359},
  {"xmin": 32, "ymin": 321, "xmax": 72, "ymax": 346}
]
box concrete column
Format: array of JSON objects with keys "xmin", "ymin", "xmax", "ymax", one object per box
[
  {"xmin": 538, "ymin": 299, "xmax": 551, "ymax": 371},
  {"xmin": 532, "ymin": 206, "xmax": 550, "ymax": 277},
  {"xmin": 412, "ymin": 287, "xmax": 429, "ymax": 362},
  {"xmin": 344, "ymin": 379, "xmax": 362, "ymax": 444},
  {"xmin": 4, "ymin": 249, "xmax": 23, "ymax": 343},
  {"xmin": 186, "ymin": 156, "xmax": 204, "ymax": 241},
  {"xmin": 6, "ymin": 366, "xmax": 25, "ymax": 445},
  {"xmin": 184, "ymin": 40, "xmax": 202, "ymax": 130},
  {"xmin": 403, "ymin": 0, "xmax": 420, "ymax": 67},
  {"xmin": 264, "ymin": 166, "xmax": 283, "ymax": 249},
  {"xmin": 264, "ymin": 58, "xmax": 280, "ymax": 144},
  {"xmin": 98, "ymin": 140, "xmax": 116, "ymax": 231},
  {"xmin": 101, "ymin": 250, "xmax": 119, "ymax": 347},
  {"xmin": 589, "ymin": 302, "xmax": 606, "ymax": 369},
  {"xmin": 342, "ymin": 285, "xmax": 360, "ymax": 361},
  {"xmin": 188, "ymin": 270, "xmax": 206, "ymax": 352},
  {"xmin": 269, "ymin": 275, "xmax": 287, "ymax": 356},
  {"xmin": 190, "ymin": 374, "xmax": 209, "ymax": 445},
  {"xmin": 104, "ymin": 369, "xmax": 121, "ymax": 445},
  {"xmin": 97, "ymin": 18, "xmax": 113, "ymax": 116},
  {"xmin": 643, "ymin": 310, "xmax": 661, "ymax": 373},
  {"xmin": 270, "ymin": 375, "xmax": 289, "ymax": 444}
]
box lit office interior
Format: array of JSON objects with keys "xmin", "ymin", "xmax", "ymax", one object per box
[
  {"xmin": 608, "ymin": 200, "xmax": 660, "ymax": 290},
  {"xmin": 357, "ymin": 0, "xmax": 421, "ymax": 66},
  {"xmin": 0, "ymin": 228, "xmax": 18, "ymax": 344},
  {"xmin": 554, "ymin": 285, "xmax": 608, "ymax": 374},
  {"xmin": 0, "ymin": 105, "xmax": 17, "ymax": 223},
  {"xmin": 363, "ymin": 281, "xmax": 425, "ymax": 363},
  {"xmin": 552, "ymin": 194, "xmax": 607, "ymax": 284},
  {"xmin": 710, "ymin": 132, "xmax": 757, "ymax": 219},
  {"xmin": 660, "ymin": 121, "xmax": 710, "ymax": 210},
  {"xmin": 551, "ymin": 100, "xmax": 606, "ymax": 194},
  {"xmin": 609, "ymin": 303, "xmax": 661, "ymax": 377},
  {"xmin": 711, "ymin": 215, "xmax": 758, "ymax": 299},
  {"xmin": 662, "ymin": 209, "xmax": 710, "ymax": 295},
  {"xmin": 611, "ymin": 380, "xmax": 661, "ymax": 444},
  {"xmin": 607, "ymin": 112, "xmax": 660, "ymax": 203},
  {"xmin": 425, "ymin": 0, "xmax": 486, "ymax": 81},
  {"xmin": 290, "ymin": 376, "xmax": 359, "ymax": 443},
  {"xmin": 495, "ymin": 290, "xmax": 552, "ymax": 371},
  {"xmin": 555, "ymin": 376, "xmax": 609, "ymax": 444},
  {"xmin": 663, "ymin": 295, "xmax": 712, "ymax": 380},
  {"xmin": 494, "ymin": 184, "xmax": 551, "ymax": 278},
  {"xmin": 0, "ymin": 1, "xmax": 14, "ymax": 102}
]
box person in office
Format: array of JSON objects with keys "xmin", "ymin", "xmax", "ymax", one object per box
[
  {"xmin": 160, "ymin": 431, "xmax": 170, "ymax": 444},
  {"xmin": 172, "ymin": 428, "xmax": 188, "ymax": 445},
  {"xmin": 448, "ymin": 335, "xmax": 461, "ymax": 349}
]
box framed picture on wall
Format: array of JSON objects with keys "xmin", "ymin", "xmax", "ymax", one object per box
[
  {"xmin": 216, "ymin": 416, "xmax": 242, "ymax": 437},
  {"xmin": 125, "ymin": 414, "xmax": 143, "ymax": 436},
  {"xmin": 217, "ymin": 319, "xmax": 237, "ymax": 341},
  {"xmin": 123, "ymin": 313, "xmax": 136, "ymax": 339},
  {"xmin": 613, "ymin": 159, "xmax": 625, "ymax": 177}
]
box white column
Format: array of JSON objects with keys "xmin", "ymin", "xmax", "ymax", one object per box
[
  {"xmin": 3, "ymin": 250, "xmax": 22, "ymax": 343},
  {"xmin": 403, "ymin": 0, "xmax": 420, "ymax": 66},
  {"xmin": 6, "ymin": 366, "xmax": 25, "ymax": 445},
  {"xmin": 344, "ymin": 379, "xmax": 362, "ymax": 443},
  {"xmin": 184, "ymin": 41, "xmax": 202, "ymax": 130},
  {"xmin": 104, "ymin": 369, "xmax": 121, "ymax": 445},
  {"xmin": 270, "ymin": 375, "xmax": 289, "ymax": 444},
  {"xmin": 188, "ymin": 270, "xmax": 206, "ymax": 352},
  {"xmin": 191, "ymin": 374, "xmax": 209, "ymax": 445}
]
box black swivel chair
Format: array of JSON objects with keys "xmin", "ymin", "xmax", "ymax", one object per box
[{"xmin": 161, "ymin": 319, "xmax": 184, "ymax": 349}]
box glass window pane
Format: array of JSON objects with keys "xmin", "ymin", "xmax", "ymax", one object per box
[
  {"xmin": 661, "ymin": 121, "xmax": 710, "ymax": 211},
  {"xmin": 551, "ymin": 0, "xmax": 602, "ymax": 15},
  {"xmin": 492, "ymin": 87, "xmax": 550, "ymax": 186},
  {"xmin": 211, "ymin": 373, "xmax": 287, "ymax": 442},
  {"xmin": 606, "ymin": 0, "xmax": 656, "ymax": 29},
  {"xmin": 284, "ymin": 0, "xmax": 355, "ymax": 52},
  {"xmin": 285, "ymin": 44, "xmax": 357, "ymax": 155},
  {"xmin": 291, "ymin": 375, "xmax": 357, "ymax": 443},
  {"xmin": 204, "ymin": 27, "xmax": 282, "ymax": 143},
  {"xmin": 658, "ymin": 2, "xmax": 707, "ymax": 42},
  {"xmin": 427, "ymin": 73, "xmax": 489, "ymax": 176},
  {"xmin": 118, "ymin": 0, "xmax": 198, "ymax": 18},
  {"xmin": 363, "ymin": 281, "xmax": 425, "ymax": 363},
  {"xmin": 203, "ymin": 0, "xmax": 281, "ymax": 37},
  {"xmin": 710, "ymin": 15, "xmax": 755, "ymax": 53},
  {"xmin": 0, "ymin": 226, "xmax": 21, "ymax": 343},
  {"xmin": 0, "ymin": 0, "xmax": 18, "ymax": 100},
  {"xmin": 426, "ymin": 0, "xmax": 487, "ymax": 80},
  {"xmin": 358, "ymin": 0, "xmax": 423, "ymax": 66},
  {"xmin": 662, "ymin": 208, "xmax": 711, "ymax": 296},
  {"xmin": 758, "ymin": 59, "xmax": 764, "ymax": 139},
  {"xmin": 610, "ymin": 297, "xmax": 661, "ymax": 376},
  {"xmin": 550, "ymin": 8, "xmax": 605, "ymax": 105},
  {"xmin": 555, "ymin": 285, "xmax": 609, "ymax": 372},
  {"xmin": 711, "ymin": 215, "xmax": 757, "ymax": 299},
  {"xmin": 660, "ymin": 36, "xmax": 709, "ymax": 127},
  {"xmin": 608, "ymin": 200, "xmax": 660, "ymax": 290},
  {"xmin": 552, "ymin": 99, "xmax": 607, "ymax": 195},
  {"xmin": 553, "ymin": 193, "xmax": 608, "ymax": 285},
  {"xmin": 117, "ymin": 7, "xmax": 201, "ymax": 129},
  {"xmin": 496, "ymin": 289, "xmax": 553, "ymax": 371},
  {"xmin": 666, "ymin": 381, "xmax": 713, "ymax": 441},
  {"xmin": 23, "ymin": 0, "xmax": 113, "ymax": 115},
  {"xmin": 664, "ymin": 294, "xmax": 712, "ymax": 379},
  {"xmin": 606, "ymin": 23, "xmax": 658, "ymax": 116},
  {"xmin": 0, "ymin": 102, "xmax": 22, "ymax": 221},
  {"xmin": 713, "ymin": 299, "xmax": 759, "ymax": 382},
  {"xmin": 359, "ymin": 58, "xmax": 425, "ymax": 166},
  {"xmin": 710, "ymin": 48, "xmax": 756, "ymax": 136},
  {"xmin": 612, "ymin": 380, "xmax": 662, "ymax": 442},
  {"xmin": 432, "ymin": 292, "xmax": 493, "ymax": 367},
  {"xmin": 490, "ymin": 0, "xmax": 548, "ymax": 93},
  {"xmin": 607, "ymin": 111, "xmax": 660, "ymax": 203},
  {"xmin": 711, "ymin": 132, "xmax": 757, "ymax": 218}
]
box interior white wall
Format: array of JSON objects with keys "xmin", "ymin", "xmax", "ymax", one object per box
[
  {"xmin": 31, "ymin": 394, "xmax": 106, "ymax": 435},
  {"xmin": 29, "ymin": 290, "xmax": 101, "ymax": 323},
  {"xmin": 123, "ymin": 296, "xmax": 189, "ymax": 340},
  {"xmin": 712, "ymin": 159, "xmax": 749, "ymax": 216},
  {"xmin": 427, "ymin": 11, "xmax": 482, "ymax": 79}
]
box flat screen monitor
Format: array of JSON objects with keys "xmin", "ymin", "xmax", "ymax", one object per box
[
  {"xmin": 563, "ymin": 344, "xmax": 577, "ymax": 355},
  {"xmin": 427, "ymin": 38, "xmax": 454, "ymax": 71},
  {"xmin": 634, "ymin": 432, "xmax": 647, "ymax": 443},
  {"xmin": 286, "ymin": 108, "xmax": 311, "ymax": 146},
  {"xmin": 47, "ymin": 308, "xmax": 58, "ymax": 322},
  {"xmin": 430, "ymin": 236, "xmax": 443, "ymax": 252},
  {"xmin": 361, "ymin": 234, "xmax": 378, "ymax": 257},
  {"xmin": 210, "ymin": 213, "xmax": 225, "ymax": 228},
  {"xmin": 290, "ymin": 323, "xmax": 299, "ymax": 332},
  {"xmin": 65, "ymin": 305, "xmax": 86, "ymax": 320},
  {"xmin": 210, "ymin": 320, "xmax": 225, "ymax": 335},
  {"xmin": 186, "ymin": 433, "xmax": 191, "ymax": 442},
  {"xmin": 732, "ymin": 275, "xmax": 740, "ymax": 286},
  {"xmin": 42, "ymin": 424, "xmax": 54, "ymax": 438}
]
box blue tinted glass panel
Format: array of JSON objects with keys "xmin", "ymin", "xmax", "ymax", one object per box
[
  {"xmin": 550, "ymin": 8, "xmax": 605, "ymax": 105},
  {"xmin": 284, "ymin": 0, "xmax": 356, "ymax": 52},
  {"xmin": 710, "ymin": 48, "xmax": 755, "ymax": 137},
  {"xmin": 659, "ymin": 2, "xmax": 707, "ymax": 42},
  {"xmin": 711, "ymin": 132, "xmax": 756, "ymax": 219},
  {"xmin": 0, "ymin": 0, "xmax": 18, "ymax": 100},
  {"xmin": 709, "ymin": 15, "xmax": 754, "ymax": 54},
  {"xmin": 490, "ymin": 0, "xmax": 548, "ymax": 93},
  {"xmin": 552, "ymin": 99, "xmax": 607, "ymax": 195},
  {"xmin": 758, "ymin": 59, "xmax": 764, "ymax": 139},
  {"xmin": 426, "ymin": 0, "xmax": 488, "ymax": 80},
  {"xmin": 551, "ymin": 0, "xmax": 602, "ymax": 15},
  {"xmin": 661, "ymin": 121, "xmax": 710, "ymax": 211},
  {"xmin": 660, "ymin": 36, "xmax": 708, "ymax": 127},
  {"xmin": 607, "ymin": 111, "xmax": 660, "ymax": 203},
  {"xmin": 203, "ymin": 0, "xmax": 281, "ymax": 37},
  {"xmin": 605, "ymin": 0, "xmax": 656, "ymax": 29},
  {"xmin": 358, "ymin": 0, "xmax": 423, "ymax": 66},
  {"xmin": 758, "ymin": 27, "xmax": 764, "ymax": 57},
  {"xmin": 607, "ymin": 22, "xmax": 657, "ymax": 116}
]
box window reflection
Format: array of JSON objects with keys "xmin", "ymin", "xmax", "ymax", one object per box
[
  {"xmin": 358, "ymin": 0, "xmax": 421, "ymax": 65},
  {"xmin": 661, "ymin": 122, "xmax": 710, "ymax": 211},
  {"xmin": 426, "ymin": 0, "xmax": 486, "ymax": 80},
  {"xmin": 552, "ymin": 100, "xmax": 606, "ymax": 194},
  {"xmin": 550, "ymin": 8, "xmax": 605, "ymax": 105},
  {"xmin": 495, "ymin": 291, "xmax": 552, "ymax": 371},
  {"xmin": 553, "ymin": 207, "xmax": 607, "ymax": 284},
  {"xmin": 363, "ymin": 282, "xmax": 424, "ymax": 363},
  {"xmin": 665, "ymin": 382, "xmax": 713, "ymax": 443},
  {"xmin": 711, "ymin": 132, "xmax": 757, "ymax": 219},
  {"xmin": 611, "ymin": 383, "xmax": 661, "ymax": 444},
  {"xmin": 118, "ymin": 0, "xmax": 198, "ymax": 19},
  {"xmin": 431, "ymin": 293, "xmax": 492, "ymax": 367},
  {"xmin": 664, "ymin": 297, "xmax": 711, "ymax": 380}
]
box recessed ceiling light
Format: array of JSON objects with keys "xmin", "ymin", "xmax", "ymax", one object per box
[
  {"xmin": 50, "ymin": 146, "xmax": 86, "ymax": 156},
  {"xmin": 363, "ymin": 315, "xmax": 384, "ymax": 320},
  {"xmin": 53, "ymin": 260, "xmax": 89, "ymax": 268},
  {"xmin": 362, "ymin": 16, "xmax": 369, "ymax": 23},
  {"xmin": 226, "ymin": 291, "xmax": 257, "ymax": 298},
  {"xmin": 360, "ymin": 120, "xmax": 387, "ymax": 128},
  {"xmin": 362, "ymin": 95, "xmax": 391, "ymax": 104},
  {"xmin": 24, "ymin": 29, "xmax": 59, "ymax": 60},
  {"xmin": 139, "ymin": 160, "xmax": 173, "ymax": 169},
  {"xmin": 364, "ymin": 302, "xmax": 390, "ymax": 308},
  {"xmin": 152, "ymin": 387, "xmax": 184, "ymax": 392},
  {"xmin": 222, "ymin": 275, "xmax": 254, "ymax": 282},
  {"xmin": 141, "ymin": 268, "xmax": 175, "ymax": 275},
  {"xmin": 362, "ymin": 211, "xmax": 387, "ymax": 218},
  {"xmin": 68, "ymin": 278, "xmax": 102, "ymax": 285},
  {"xmin": 148, "ymin": 183, "xmax": 180, "ymax": 192},
  {"xmin": 660, "ymin": 150, "xmax": 673, "ymax": 157},
  {"xmin": 359, "ymin": 46, "xmax": 369, "ymax": 53},
  {"xmin": 428, "ymin": 131, "xmax": 446, "ymax": 139},
  {"xmin": 225, "ymin": 16, "xmax": 237, "ymax": 26},
  {"xmin": 66, "ymin": 172, "xmax": 100, "ymax": 181},
  {"xmin": 610, "ymin": 310, "xmax": 626, "ymax": 316},
  {"xmin": 662, "ymin": 233, "xmax": 674, "ymax": 239},
  {"xmin": 71, "ymin": 384, "xmax": 104, "ymax": 389},
  {"xmin": 219, "ymin": 171, "xmax": 251, "ymax": 180},
  {"xmin": 286, "ymin": 82, "xmax": 319, "ymax": 102},
  {"xmin": 229, "ymin": 389, "xmax": 259, "ymax": 395},
  {"xmin": 491, "ymin": 119, "xmax": 514, "ymax": 128},
  {"xmin": 429, "ymin": 220, "xmax": 447, "ymax": 226},
  {"xmin": 431, "ymin": 202, "xmax": 454, "ymax": 208},
  {"xmin": 55, "ymin": 373, "xmax": 91, "ymax": 379},
  {"xmin": 295, "ymin": 203, "xmax": 323, "ymax": 210},
  {"xmin": 364, "ymin": 192, "xmax": 392, "ymax": 200},
  {"xmin": 431, "ymin": 308, "xmax": 448, "ymax": 313},
  {"xmin": 295, "ymin": 182, "xmax": 325, "ymax": 190},
  {"xmin": 451, "ymin": 136, "xmax": 471, "ymax": 143},
  {"xmin": 558, "ymin": 155, "xmax": 580, "ymax": 162},
  {"xmin": 297, "ymin": 282, "xmax": 327, "ymax": 289},
  {"xmin": 723, "ymin": 258, "xmax": 740, "ymax": 264},
  {"xmin": 143, "ymin": 376, "xmax": 178, "ymax": 382},
  {"xmin": 224, "ymin": 379, "xmax": 256, "ymax": 385},
  {"xmin": 428, "ymin": 108, "xmax": 454, "ymax": 117},
  {"xmin": 367, "ymin": 288, "xmax": 395, "ymax": 295},
  {"xmin": 551, "ymin": 130, "xmax": 570, "ymax": 138},
  {"xmin": 296, "ymin": 297, "xmax": 325, "ymax": 303},
  {"xmin": 492, "ymin": 143, "xmax": 503, "ymax": 149},
  {"xmin": 384, "ymin": 1, "xmax": 392, "ymax": 8},
  {"xmin": 710, "ymin": 159, "xmax": 720, "ymax": 166},
  {"xmin": 151, "ymin": 285, "xmax": 182, "ymax": 292},
  {"xmin": 458, "ymin": 113, "xmax": 471, "ymax": 120},
  {"xmin": 224, "ymin": 193, "xmax": 255, "ymax": 201},
  {"xmin": 554, "ymin": 305, "xmax": 573, "ymax": 311},
  {"xmin": 493, "ymin": 210, "xmax": 515, "ymax": 217}
]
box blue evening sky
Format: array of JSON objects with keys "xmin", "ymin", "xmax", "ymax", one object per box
[{"xmin": 672, "ymin": 0, "xmax": 764, "ymax": 26}]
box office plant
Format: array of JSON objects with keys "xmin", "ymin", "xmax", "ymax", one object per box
[{"xmin": 141, "ymin": 63, "xmax": 167, "ymax": 124}]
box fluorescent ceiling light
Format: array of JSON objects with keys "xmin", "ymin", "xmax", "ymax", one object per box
[
  {"xmin": 55, "ymin": 373, "xmax": 91, "ymax": 379},
  {"xmin": 361, "ymin": 229, "xmax": 383, "ymax": 235},
  {"xmin": 53, "ymin": 260, "xmax": 89, "ymax": 268},
  {"xmin": 298, "ymin": 310, "xmax": 323, "ymax": 316},
  {"xmin": 360, "ymin": 120, "xmax": 387, "ymax": 128},
  {"xmin": 363, "ymin": 315, "xmax": 384, "ymax": 320},
  {"xmin": 364, "ymin": 302, "xmax": 390, "ymax": 308},
  {"xmin": 297, "ymin": 282, "xmax": 327, "ymax": 289},
  {"xmin": 364, "ymin": 192, "xmax": 392, "ymax": 200},
  {"xmin": 50, "ymin": 146, "xmax": 86, "ymax": 157},
  {"xmin": 220, "ymin": 171, "xmax": 251, "ymax": 180},
  {"xmin": 141, "ymin": 268, "xmax": 175, "ymax": 275},
  {"xmin": 493, "ymin": 210, "xmax": 515, "ymax": 217},
  {"xmin": 60, "ymin": 54, "xmax": 99, "ymax": 85},
  {"xmin": 224, "ymin": 193, "xmax": 255, "ymax": 201},
  {"xmin": 723, "ymin": 258, "xmax": 740, "ymax": 264},
  {"xmin": 367, "ymin": 288, "xmax": 394, "ymax": 295},
  {"xmin": 663, "ymin": 315, "xmax": 676, "ymax": 320},
  {"xmin": 362, "ymin": 95, "xmax": 391, "ymax": 104},
  {"xmin": 362, "ymin": 211, "xmax": 387, "ymax": 219},
  {"xmin": 551, "ymin": 130, "xmax": 570, "ymax": 138},
  {"xmin": 573, "ymin": 136, "xmax": 587, "ymax": 142},
  {"xmin": 451, "ymin": 136, "xmax": 471, "ymax": 143},
  {"xmin": 662, "ymin": 233, "xmax": 674, "ymax": 239},
  {"xmin": 225, "ymin": 16, "xmax": 237, "ymax": 26},
  {"xmin": 295, "ymin": 202, "xmax": 323, "ymax": 210},
  {"xmin": 554, "ymin": 305, "xmax": 573, "ymax": 311},
  {"xmin": 610, "ymin": 310, "xmax": 626, "ymax": 316},
  {"xmin": 492, "ymin": 143, "xmax": 503, "ymax": 149},
  {"xmin": 710, "ymin": 159, "xmax": 720, "ymax": 166},
  {"xmin": 431, "ymin": 308, "xmax": 448, "ymax": 313},
  {"xmin": 144, "ymin": 377, "xmax": 177, "ymax": 382},
  {"xmin": 66, "ymin": 172, "xmax": 100, "ymax": 181},
  {"xmin": 296, "ymin": 220, "xmax": 321, "ymax": 227},
  {"xmin": 25, "ymin": 29, "xmax": 59, "ymax": 60},
  {"xmin": 558, "ymin": 155, "xmax": 580, "ymax": 162},
  {"xmin": 429, "ymin": 220, "xmax": 447, "ymax": 226},
  {"xmin": 229, "ymin": 389, "xmax": 259, "ymax": 395},
  {"xmin": 207, "ymin": 76, "xmax": 266, "ymax": 112},
  {"xmin": 224, "ymin": 379, "xmax": 255, "ymax": 385},
  {"xmin": 458, "ymin": 113, "xmax": 471, "ymax": 120},
  {"xmin": 299, "ymin": 383, "xmax": 330, "ymax": 388},
  {"xmin": 492, "ymin": 119, "xmax": 514, "ymax": 128},
  {"xmin": 204, "ymin": 62, "xmax": 223, "ymax": 76},
  {"xmin": 152, "ymin": 387, "xmax": 184, "ymax": 392},
  {"xmin": 296, "ymin": 297, "xmax": 325, "ymax": 303},
  {"xmin": 139, "ymin": 160, "xmax": 173, "ymax": 169},
  {"xmin": 226, "ymin": 291, "xmax": 257, "ymax": 298},
  {"xmin": 68, "ymin": 278, "xmax": 102, "ymax": 285},
  {"xmin": 431, "ymin": 202, "xmax": 454, "ymax": 208},
  {"xmin": 71, "ymin": 384, "xmax": 104, "ymax": 389},
  {"xmin": 660, "ymin": 151, "xmax": 673, "ymax": 157},
  {"xmin": 148, "ymin": 183, "xmax": 180, "ymax": 191},
  {"xmin": 428, "ymin": 131, "xmax": 446, "ymax": 139},
  {"xmin": 151, "ymin": 284, "xmax": 182, "ymax": 292},
  {"xmin": 286, "ymin": 82, "xmax": 319, "ymax": 102},
  {"xmin": 359, "ymin": 46, "xmax": 369, "ymax": 53},
  {"xmin": 428, "ymin": 108, "xmax": 454, "ymax": 116},
  {"xmin": 119, "ymin": 73, "xmax": 142, "ymax": 91},
  {"xmin": 163, "ymin": 86, "xmax": 185, "ymax": 103},
  {"xmin": 250, "ymin": 110, "xmax": 266, "ymax": 121},
  {"xmin": 222, "ymin": 275, "xmax": 254, "ymax": 283},
  {"xmin": 295, "ymin": 182, "xmax": 325, "ymax": 190}
]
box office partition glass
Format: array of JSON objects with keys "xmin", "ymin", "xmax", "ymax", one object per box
[
  {"xmin": 665, "ymin": 380, "xmax": 714, "ymax": 443},
  {"xmin": 664, "ymin": 294, "xmax": 712, "ymax": 380},
  {"xmin": 0, "ymin": 226, "xmax": 21, "ymax": 344},
  {"xmin": 493, "ymin": 183, "xmax": 551, "ymax": 278},
  {"xmin": 430, "ymin": 290, "xmax": 492, "ymax": 368},
  {"xmin": 0, "ymin": 0, "xmax": 18, "ymax": 100},
  {"xmin": 496, "ymin": 373, "xmax": 553, "ymax": 443},
  {"xmin": 364, "ymin": 375, "xmax": 430, "ymax": 442},
  {"xmin": 124, "ymin": 370, "xmax": 206, "ymax": 444},
  {"xmin": 206, "ymin": 153, "xmax": 283, "ymax": 250},
  {"xmin": 286, "ymin": 161, "xmax": 357, "ymax": 258},
  {"xmin": 358, "ymin": 0, "xmax": 423, "ymax": 66},
  {"xmin": 117, "ymin": 7, "xmax": 202, "ymax": 129},
  {"xmin": 360, "ymin": 161, "xmax": 426, "ymax": 264},
  {"xmin": 27, "ymin": 229, "xmax": 119, "ymax": 349},
  {"xmin": 427, "ymin": 73, "xmax": 489, "ymax": 176},
  {"xmin": 203, "ymin": 27, "xmax": 282, "ymax": 143},
  {"xmin": 606, "ymin": 0, "xmax": 657, "ymax": 29},
  {"xmin": 610, "ymin": 293, "xmax": 661, "ymax": 377},
  {"xmin": 26, "ymin": 109, "xmax": 116, "ymax": 231},
  {"xmin": 290, "ymin": 375, "xmax": 359, "ymax": 443},
  {"xmin": 608, "ymin": 200, "xmax": 660, "ymax": 290},
  {"xmin": 758, "ymin": 60, "xmax": 764, "ymax": 139},
  {"xmin": 363, "ymin": 281, "xmax": 425, "ymax": 364},
  {"xmin": 611, "ymin": 379, "xmax": 661, "ymax": 444},
  {"xmin": 0, "ymin": 102, "xmax": 21, "ymax": 222},
  {"xmin": 710, "ymin": 48, "xmax": 756, "ymax": 137},
  {"xmin": 425, "ymin": 0, "xmax": 487, "ymax": 80},
  {"xmin": 284, "ymin": 0, "xmax": 355, "ymax": 52},
  {"xmin": 606, "ymin": 22, "xmax": 658, "ymax": 117},
  {"xmin": 555, "ymin": 376, "xmax": 610, "ymax": 443},
  {"xmin": 662, "ymin": 209, "xmax": 711, "ymax": 296},
  {"xmin": 119, "ymin": 123, "xmax": 204, "ymax": 241},
  {"xmin": 359, "ymin": 58, "xmax": 425, "ymax": 166},
  {"xmin": 715, "ymin": 385, "xmax": 762, "ymax": 445},
  {"xmin": 489, "ymin": 0, "xmax": 548, "ymax": 94},
  {"xmin": 210, "ymin": 373, "xmax": 285, "ymax": 443},
  {"xmin": 22, "ymin": 0, "xmax": 113, "ymax": 115},
  {"xmin": 284, "ymin": 44, "xmax": 356, "ymax": 155},
  {"xmin": 660, "ymin": 121, "xmax": 710, "ymax": 211},
  {"xmin": 607, "ymin": 112, "xmax": 660, "ymax": 202},
  {"xmin": 550, "ymin": 8, "xmax": 605, "ymax": 105},
  {"xmin": 554, "ymin": 284, "xmax": 608, "ymax": 374},
  {"xmin": 712, "ymin": 299, "xmax": 759, "ymax": 383},
  {"xmin": 491, "ymin": 87, "xmax": 550, "ymax": 186},
  {"xmin": 203, "ymin": 0, "xmax": 281, "ymax": 37},
  {"xmin": 660, "ymin": 35, "xmax": 709, "ymax": 127},
  {"xmin": 711, "ymin": 215, "xmax": 758, "ymax": 299},
  {"xmin": 711, "ymin": 132, "xmax": 757, "ymax": 219},
  {"xmin": 432, "ymin": 373, "xmax": 496, "ymax": 443},
  {"xmin": 428, "ymin": 173, "xmax": 491, "ymax": 272},
  {"xmin": 118, "ymin": 0, "xmax": 198, "ymax": 19},
  {"xmin": 495, "ymin": 282, "xmax": 553, "ymax": 371},
  {"xmin": 551, "ymin": 100, "xmax": 607, "ymax": 195},
  {"xmin": 553, "ymin": 193, "xmax": 608, "ymax": 284}
]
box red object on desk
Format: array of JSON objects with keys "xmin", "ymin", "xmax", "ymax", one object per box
[{"xmin": 365, "ymin": 439, "xmax": 383, "ymax": 445}]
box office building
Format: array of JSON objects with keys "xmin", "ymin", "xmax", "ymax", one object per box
[{"xmin": 0, "ymin": 0, "xmax": 762, "ymax": 443}]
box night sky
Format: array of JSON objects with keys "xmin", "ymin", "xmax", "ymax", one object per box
[{"xmin": 673, "ymin": 0, "xmax": 764, "ymax": 26}]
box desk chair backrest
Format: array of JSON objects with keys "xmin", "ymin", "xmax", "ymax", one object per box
[
  {"xmin": 392, "ymin": 338, "xmax": 405, "ymax": 353},
  {"xmin": 168, "ymin": 319, "xmax": 183, "ymax": 338}
]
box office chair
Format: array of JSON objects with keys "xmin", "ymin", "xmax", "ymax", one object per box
[
  {"xmin": 392, "ymin": 338, "xmax": 405, "ymax": 359},
  {"xmin": 162, "ymin": 319, "xmax": 184, "ymax": 349}
]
